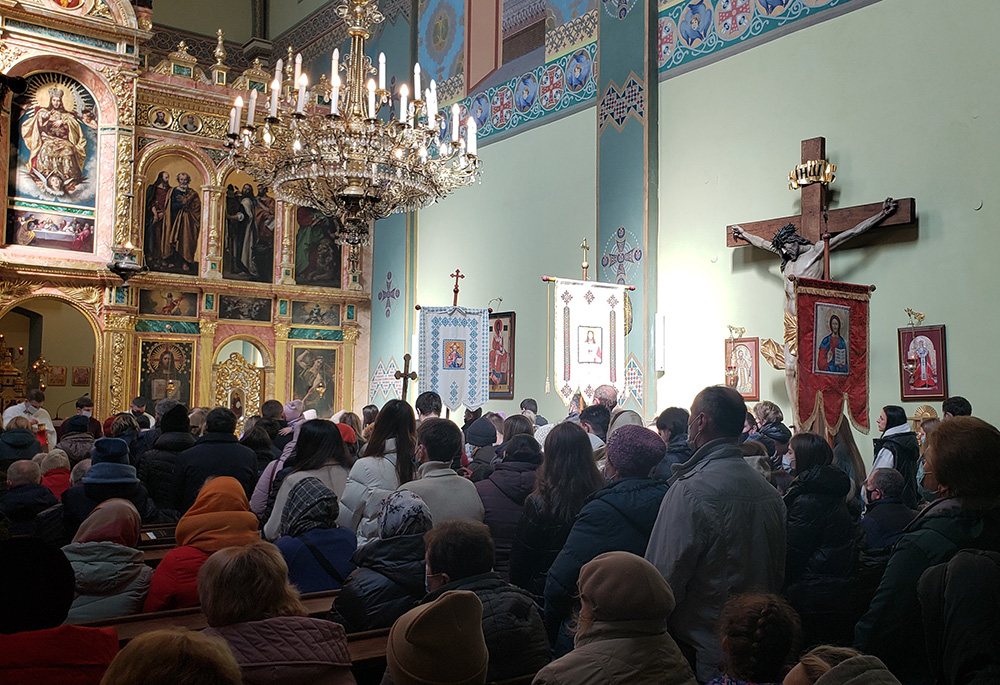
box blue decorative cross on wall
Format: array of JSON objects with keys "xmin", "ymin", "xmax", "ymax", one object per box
[
  {"xmin": 601, "ymin": 226, "xmax": 643, "ymax": 285},
  {"xmin": 378, "ymin": 271, "xmax": 401, "ymax": 318}
]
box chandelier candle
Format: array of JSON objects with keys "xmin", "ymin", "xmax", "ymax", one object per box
[
  {"xmin": 413, "ymin": 62, "xmax": 421, "ymax": 102},
  {"xmin": 378, "ymin": 52, "xmax": 386, "ymax": 90},
  {"xmin": 296, "ymin": 74, "xmax": 308, "ymax": 113},
  {"xmin": 246, "ymin": 88, "xmax": 257, "ymax": 127},
  {"xmin": 399, "ymin": 84, "xmax": 408, "ymax": 123}
]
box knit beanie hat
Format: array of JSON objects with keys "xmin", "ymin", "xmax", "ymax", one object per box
[
  {"xmin": 284, "ymin": 400, "xmax": 303, "ymax": 422},
  {"xmin": 606, "ymin": 424, "xmax": 666, "ymax": 477},
  {"xmin": 63, "ymin": 414, "xmax": 91, "ymax": 435},
  {"xmin": 160, "ymin": 404, "xmax": 190, "ymax": 433},
  {"xmin": 578, "ymin": 551, "xmax": 675, "ymax": 622},
  {"xmin": 83, "ymin": 437, "xmax": 138, "ymax": 484},
  {"xmin": 387, "ymin": 590, "xmax": 488, "ymax": 685},
  {"xmin": 465, "ymin": 417, "xmax": 496, "ymax": 448},
  {"xmin": 337, "ymin": 422, "xmax": 357, "ymax": 444}
]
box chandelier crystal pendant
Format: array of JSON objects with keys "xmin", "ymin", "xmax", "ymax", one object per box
[{"xmin": 223, "ymin": 0, "xmax": 482, "ymax": 248}]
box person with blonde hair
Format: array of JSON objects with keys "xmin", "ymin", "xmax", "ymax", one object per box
[
  {"xmin": 40, "ymin": 448, "xmax": 72, "ymax": 500},
  {"xmin": 783, "ymin": 645, "xmax": 898, "ymax": 685},
  {"xmin": 0, "ymin": 415, "xmax": 43, "ymax": 468},
  {"xmin": 100, "ymin": 628, "xmax": 242, "ymax": 685},
  {"xmin": 200, "ymin": 541, "xmax": 354, "ymax": 685}
]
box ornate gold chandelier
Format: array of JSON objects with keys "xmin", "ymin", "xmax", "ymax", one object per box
[{"xmin": 223, "ymin": 0, "xmax": 482, "ymax": 247}]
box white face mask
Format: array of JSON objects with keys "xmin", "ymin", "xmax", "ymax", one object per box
[
  {"xmin": 24, "ymin": 404, "xmax": 38, "ymax": 415},
  {"xmin": 686, "ymin": 416, "xmax": 701, "ymax": 452},
  {"xmin": 782, "ymin": 454, "xmax": 795, "ymax": 471},
  {"xmin": 81, "ymin": 409, "xmax": 93, "ymax": 418}
]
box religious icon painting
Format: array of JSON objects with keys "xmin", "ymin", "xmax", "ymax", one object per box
[
  {"xmin": 218, "ymin": 295, "xmax": 272, "ymax": 322},
  {"xmin": 7, "ymin": 72, "xmax": 98, "ymax": 253},
  {"xmin": 222, "ymin": 170, "xmax": 276, "ymax": 283},
  {"xmin": 71, "ymin": 366, "xmax": 91, "ymax": 387},
  {"xmin": 470, "ymin": 94, "xmax": 490, "ymax": 129},
  {"xmin": 756, "ymin": 0, "xmax": 791, "ymax": 16},
  {"xmin": 514, "ymin": 73, "xmax": 538, "ymax": 113},
  {"xmin": 148, "ymin": 107, "xmax": 172, "ymax": 129},
  {"xmin": 578, "ymin": 326, "xmax": 604, "ymax": 365},
  {"xmin": 678, "ymin": 0, "xmax": 713, "ymax": 48},
  {"xmin": 443, "ymin": 340, "xmax": 466, "ymax": 370},
  {"xmin": 47, "ymin": 366, "xmax": 67, "ymax": 387},
  {"xmin": 488, "ymin": 312, "xmax": 515, "ymax": 400},
  {"xmin": 565, "ymin": 49, "xmax": 592, "ymax": 93},
  {"xmin": 178, "ymin": 112, "xmax": 203, "ymax": 134},
  {"xmin": 291, "ymin": 301, "xmax": 341, "ymax": 327},
  {"xmin": 725, "ymin": 337, "xmax": 759, "ymax": 401},
  {"xmin": 291, "ymin": 346, "xmax": 338, "ymax": 418},
  {"xmin": 898, "ymin": 325, "xmax": 948, "ymax": 402},
  {"xmin": 812, "ymin": 303, "xmax": 850, "ymax": 376},
  {"xmin": 295, "ymin": 207, "xmax": 344, "ymax": 288},
  {"xmin": 138, "ymin": 340, "xmax": 193, "ymax": 408},
  {"xmin": 43, "ymin": 0, "xmax": 96, "ymax": 15},
  {"xmin": 142, "ymin": 155, "xmax": 203, "ymax": 274},
  {"xmin": 138, "ymin": 290, "xmax": 199, "ymax": 318}
]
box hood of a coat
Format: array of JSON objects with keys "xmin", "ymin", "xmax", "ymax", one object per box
[
  {"xmin": 588, "ymin": 477, "xmax": 668, "ymax": 534},
  {"xmin": 205, "ymin": 615, "xmax": 351, "ymax": 667},
  {"xmin": 489, "ymin": 461, "xmax": 538, "ymax": 505},
  {"xmin": 62, "ymin": 541, "xmax": 149, "ymax": 595},
  {"xmin": 353, "ymin": 532, "xmax": 426, "ymax": 592},
  {"xmin": 2, "ymin": 428, "xmax": 38, "ymax": 448}
]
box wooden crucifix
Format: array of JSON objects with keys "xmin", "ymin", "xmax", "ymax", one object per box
[
  {"xmin": 728, "ymin": 137, "xmax": 915, "ymax": 281},
  {"xmin": 394, "ymin": 353, "xmax": 417, "ymax": 401},
  {"xmin": 451, "ymin": 269, "xmax": 464, "ymax": 306}
]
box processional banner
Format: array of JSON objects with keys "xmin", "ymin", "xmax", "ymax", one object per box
[
  {"xmin": 418, "ymin": 307, "xmax": 490, "ymax": 412},
  {"xmin": 795, "ymin": 277, "xmax": 872, "ymax": 434},
  {"xmin": 553, "ymin": 278, "xmax": 626, "ymax": 406}
]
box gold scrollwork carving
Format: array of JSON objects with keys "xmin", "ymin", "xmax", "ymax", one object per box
[
  {"xmin": 342, "ymin": 326, "xmax": 361, "ymax": 342},
  {"xmin": 214, "ymin": 352, "xmax": 264, "ymax": 419},
  {"xmin": 200, "ymin": 319, "xmax": 219, "ymax": 338},
  {"xmin": 105, "ymin": 313, "xmax": 137, "ymax": 330},
  {"xmin": 110, "ymin": 330, "xmax": 127, "ymax": 410},
  {"xmin": 116, "ymin": 135, "xmax": 134, "ymax": 246},
  {"xmin": 58, "ymin": 286, "xmax": 104, "ymax": 309},
  {"xmin": 100, "ymin": 65, "xmax": 137, "ymax": 128},
  {"xmin": 274, "ymin": 323, "xmax": 291, "ymax": 340},
  {"xmin": 0, "ymin": 41, "xmax": 25, "ymax": 74},
  {"xmin": 0, "ymin": 280, "xmax": 38, "ymax": 305}
]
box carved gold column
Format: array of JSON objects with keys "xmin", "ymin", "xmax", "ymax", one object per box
[
  {"xmin": 278, "ymin": 202, "xmax": 295, "ymax": 285},
  {"xmin": 203, "ymin": 185, "xmax": 224, "ymax": 279},
  {"xmin": 103, "ymin": 313, "xmax": 137, "ymax": 416},
  {"xmin": 342, "ymin": 324, "xmax": 360, "ymax": 411},
  {"xmin": 99, "ymin": 65, "xmax": 137, "ymax": 248},
  {"xmin": 199, "ymin": 318, "xmax": 218, "ymax": 406},
  {"xmin": 274, "ymin": 323, "xmax": 290, "ymax": 400}
]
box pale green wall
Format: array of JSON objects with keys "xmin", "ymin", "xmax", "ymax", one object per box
[
  {"xmin": 416, "ymin": 108, "xmax": 598, "ymax": 422},
  {"xmin": 270, "ymin": 0, "xmax": 329, "ymax": 40},
  {"xmin": 155, "ymin": 0, "xmax": 252, "ymax": 43},
  {"xmin": 657, "ymin": 0, "xmax": 1000, "ymax": 434}
]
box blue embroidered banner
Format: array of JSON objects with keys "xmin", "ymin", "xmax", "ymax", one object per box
[{"xmin": 418, "ymin": 307, "xmax": 490, "ymax": 411}]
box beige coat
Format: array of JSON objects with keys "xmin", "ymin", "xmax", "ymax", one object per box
[{"xmin": 532, "ymin": 619, "xmax": 696, "ymax": 685}]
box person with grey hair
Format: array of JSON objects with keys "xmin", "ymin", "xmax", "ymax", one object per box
[
  {"xmin": 645, "ymin": 385, "xmax": 786, "ymax": 682},
  {"xmin": 861, "ymin": 468, "xmax": 918, "ymax": 551},
  {"xmin": 592, "ymin": 384, "xmax": 618, "ymax": 411},
  {"xmin": 0, "ymin": 460, "xmax": 57, "ymax": 536},
  {"xmin": 70, "ymin": 458, "xmax": 92, "ymax": 486}
]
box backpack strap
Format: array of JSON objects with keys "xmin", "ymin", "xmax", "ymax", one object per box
[{"xmin": 303, "ymin": 539, "xmax": 347, "ymax": 585}]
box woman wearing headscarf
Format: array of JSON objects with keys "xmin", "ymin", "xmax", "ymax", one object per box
[
  {"xmin": 328, "ymin": 490, "xmax": 433, "ymax": 632},
  {"xmin": 274, "ymin": 477, "xmax": 356, "ymax": 593},
  {"xmin": 62, "ymin": 498, "xmax": 153, "ymax": 623},
  {"xmin": 143, "ymin": 476, "xmax": 260, "ymax": 612}
]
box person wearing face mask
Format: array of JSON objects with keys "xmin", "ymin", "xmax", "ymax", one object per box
[
  {"xmin": 56, "ymin": 396, "xmax": 103, "ymax": 441},
  {"xmin": 645, "ymin": 385, "xmax": 786, "ymax": 683},
  {"xmin": 3, "ymin": 389, "xmax": 56, "ymax": 452}
]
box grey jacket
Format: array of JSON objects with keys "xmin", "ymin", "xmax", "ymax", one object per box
[
  {"xmin": 62, "ymin": 540, "xmax": 153, "ymax": 623},
  {"xmin": 644, "ymin": 438, "xmax": 786, "ymax": 682}
]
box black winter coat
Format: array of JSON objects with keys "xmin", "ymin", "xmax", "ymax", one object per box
[
  {"xmin": 874, "ymin": 430, "xmax": 921, "ymax": 508},
  {"xmin": 137, "ymin": 431, "xmax": 195, "ymax": 510},
  {"xmin": 544, "ymin": 477, "xmax": 668, "ymax": 643},
  {"xmin": 62, "ymin": 481, "xmax": 176, "ymax": 539},
  {"xmin": 475, "ymin": 458, "xmax": 539, "ymax": 580},
  {"xmin": 861, "ymin": 497, "xmax": 918, "ymax": 551},
  {"xmin": 0, "ymin": 428, "xmax": 43, "ymax": 468},
  {"xmin": 650, "ymin": 433, "xmax": 692, "ymax": 481},
  {"xmin": 509, "ymin": 495, "xmax": 575, "ymax": 599},
  {"xmin": 0, "ymin": 483, "xmax": 57, "ymax": 536},
  {"xmin": 425, "ymin": 572, "xmax": 550, "ymax": 682},
  {"xmin": 173, "ymin": 433, "xmax": 257, "ymax": 513},
  {"xmin": 784, "ymin": 465, "xmax": 861, "ymax": 644},
  {"xmin": 328, "ymin": 533, "xmax": 426, "ymax": 633}
]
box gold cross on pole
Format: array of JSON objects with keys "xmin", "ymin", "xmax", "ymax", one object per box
[
  {"xmin": 451, "ymin": 269, "xmax": 464, "ymax": 306},
  {"xmin": 394, "ymin": 353, "xmax": 418, "ymax": 401},
  {"xmin": 581, "ymin": 238, "xmax": 590, "ymax": 281}
]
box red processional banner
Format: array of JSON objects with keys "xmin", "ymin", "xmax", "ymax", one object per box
[{"xmin": 795, "ymin": 277, "xmax": 873, "ymax": 435}]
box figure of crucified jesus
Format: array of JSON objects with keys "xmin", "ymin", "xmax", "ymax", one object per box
[{"xmin": 731, "ymin": 197, "xmax": 898, "ymax": 415}]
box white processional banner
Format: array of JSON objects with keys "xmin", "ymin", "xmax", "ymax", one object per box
[
  {"xmin": 418, "ymin": 306, "xmax": 490, "ymax": 412},
  {"xmin": 553, "ymin": 278, "xmax": 627, "ymax": 405}
]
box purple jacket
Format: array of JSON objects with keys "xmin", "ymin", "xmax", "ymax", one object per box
[
  {"xmin": 204, "ymin": 615, "xmax": 354, "ymax": 685},
  {"xmin": 476, "ymin": 458, "xmax": 539, "ymax": 580}
]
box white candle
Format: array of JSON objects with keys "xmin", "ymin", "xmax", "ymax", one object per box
[
  {"xmin": 379, "ymin": 52, "xmax": 386, "ymax": 91},
  {"xmin": 399, "ymin": 84, "xmax": 409, "ymax": 123},
  {"xmin": 467, "ymin": 117, "xmax": 477, "ymax": 155},
  {"xmin": 331, "ymin": 74, "xmax": 340, "ymax": 115},
  {"xmin": 274, "ymin": 58, "xmax": 283, "ymax": 82},
  {"xmin": 367, "ymin": 79, "xmax": 377, "ymax": 118},
  {"xmin": 296, "ymin": 74, "xmax": 308, "ymax": 113},
  {"xmin": 234, "ymin": 95, "xmax": 244, "ymax": 129},
  {"xmin": 228, "ymin": 106, "xmax": 237, "ymax": 134},
  {"xmin": 451, "ymin": 103, "xmax": 459, "ymax": 142},
  {"xmin": 413, "ymin": 62, "xmax": 421, "ymax": 101},
  {"xmin": 331, "ymin": 48, "xmax": 339, "ymax": 82},
  {"xmin": 427, "ymin": 80, "xmax": 437, "ymax": 128},
  {"xmin": 294, "ymin": 53, "xmax": 302, "ymax": 85},
  {"xmin": 246, "ymin": 89, "xmax": 258, "ymax": 126},
  {"xmin": 270, "ymin": 79, "xmax": 279, "ymax": 117}
]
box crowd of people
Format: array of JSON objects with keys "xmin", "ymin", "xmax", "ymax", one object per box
[{"xmin": 1, "ymin": 384, "xmax": 998, "ymax": 685}]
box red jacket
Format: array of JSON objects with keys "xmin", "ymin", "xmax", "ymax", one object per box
[
  {"xmin": 142, "ymin": 545, "xmax": 211, "ymax": 612},
  {"xmin": 0, "ymin": 624, "xmax": 118, "ymax": 685},
  {"xmin": 42, "ymin": 467, "xmax": 72, "ymax": 501}
]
